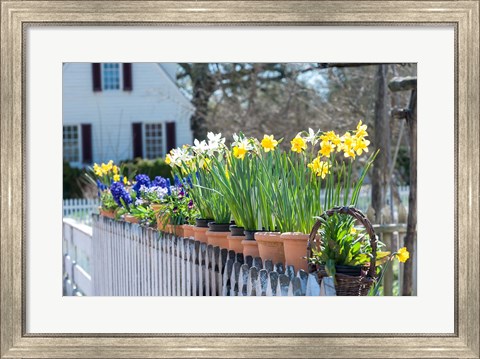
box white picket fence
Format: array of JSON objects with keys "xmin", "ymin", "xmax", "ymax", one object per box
[
  {"xmin": 63, "ymin": 198, "xmax": 99, "ymax": 226},
  {"xmin": 90, "ymin": 215, "xmax": 335, "ymax": 296},
  {"xmin": 63, "ymin": 218, "xmax": 93, "ymax": 296}
]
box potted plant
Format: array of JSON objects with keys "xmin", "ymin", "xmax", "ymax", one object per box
[
  {"xmin": 307, "ymin": 206, "xmax": 393, "ymax": 296},
  {"xmin": 87, "ymin": 160, "xmax": 127, "ymax": 219},
  {"xmin": 208, "ymin": 133, "xmax": 262, "ymax": 257},
  {"xmin": 254, "ymin": 134, "xmax": 285, "ymax": 264}
]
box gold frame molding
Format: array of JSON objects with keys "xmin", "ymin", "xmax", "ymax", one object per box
[{"xmin": 1, "ymin": 1, "xmax": 479, "ymax": 358}]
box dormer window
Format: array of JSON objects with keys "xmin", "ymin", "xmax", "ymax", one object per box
[{"xmin": 102, "ymin": 63, "xmax": 121, "ymax": 90}]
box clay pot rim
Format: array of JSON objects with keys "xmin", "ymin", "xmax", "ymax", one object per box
[
  {"xmin": 254, "ymin": 232, "xmax": 283, "ymax": 243},
  {"xmin": 205, "ymin": 230, "xmax": 231, "ymax": 236},
  {"xmin": 280, "ymin": 232, "xmax": 310, "ymax": 239},
  {"xmin": 241, "ymin": 239, "xmax": 259, "ymax": 246},
  {"xmin": 227, "ymin": 234, "xmax": 245, "ymax": 240}
]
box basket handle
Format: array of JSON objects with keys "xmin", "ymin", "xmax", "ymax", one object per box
[{"xmin": 306, "ymin": 206, "xmax": 377, "ymax": 279}]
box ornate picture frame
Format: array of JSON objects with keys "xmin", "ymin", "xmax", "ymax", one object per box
[{"xmin": 1, "ymin": 1, "xmax": 479, "ymax": 357}]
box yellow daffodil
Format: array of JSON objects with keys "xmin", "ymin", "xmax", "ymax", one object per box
[
  {"xmin": 93, "ymin": 163, "xmax": 103, "ymax": 177},
  {"xmin": 101, "ymin": 163, "xmax": 109, "ymax": 175},
  {"xmin": 291, "ymin": 135, "xmax": 307, "ymax": 153},
  {"xmin": 233, "ymin": 145, "xmax": 248, "ymax": 160},
  {"xmin": 341, "ymin": 132, "xmax": 356, "ymax": 159},
  {"xmin": 307, "ymin": 157, "xmax": 331, "ymax": 179},
  {"xmin": 355, "ymin": 120, "xmax": 368, "ymax": 139},
  {"xmin": 113, "ymin": 174, "xmax": 120, "ymax": 182},
  {"xmin": 396, "ymin": 247, "xmax": 410, "ymax": 263},
  {"xmin": 261, "ymin": 134, "xmax": 278, "ymax": 152},
  {"xmin": 319, "ymin": 140, "xmax": 335, "ymax": 158},
  {"xmin": 165, "ymin": 154, "xmax": 172, "ymax": 165},
  {"xmin": 112, "ymin": 165, "xmax": 119, "ymax": 175},
  {"xmin": 123, "ymin": 176, "xmax": 128, "ymax": 185},
  {"xmin": 354, "ymin": 138, "xmax": 370, "ymax": 156}
]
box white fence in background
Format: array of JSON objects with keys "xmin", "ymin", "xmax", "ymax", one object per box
[
  {"xmin": 63, "ymin": 198, "xmax": 99, "ymax": 226},
  {"xmin": 63, "ymin": 218, "xmax": 93, "ymax": 296},
  {"xmin": 90, "ymin": 215, "xmax": 334, "ymax": 296}
]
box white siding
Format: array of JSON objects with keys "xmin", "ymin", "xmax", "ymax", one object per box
[{"xmin": 63, "ymin": 63, "xmax": 193, "ymax": 166}]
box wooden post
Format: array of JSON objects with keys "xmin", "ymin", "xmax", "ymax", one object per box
[
  {"xmin": 372, "ymin": 64, "xmax": 390, "ymax": 222},
  {"xmin": 388, "ymin": 76, "xmax": 417, "ymax": 296}
]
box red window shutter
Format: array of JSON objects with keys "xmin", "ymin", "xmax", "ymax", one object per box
[
  {"xmin": 81, "ymin": 124, "xmax": 93, "ymax": 164},
  {"xmin": 92, "ymin": 63, "xmax": 102, "ymax": 92},
  {"xmin": 123, "ymin": 63, "xmax": 133, "ymax": 91},
  {"xmin": 166, "ymin": 122, "xmax": 176, "ymax": 154},
  {"xmin": 132, "ymin": 123, "xmax": 143, "ymax": 159}
]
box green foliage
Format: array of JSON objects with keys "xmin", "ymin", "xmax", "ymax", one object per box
[
  {"xmin": 63, "ymin": 162, "xmax": 84, "ymax": 198},
  {"xmin": 120, "ymin": 158, "xmax": 173, "ymax": 181},
  {"xmin": 100, "ymin": 191, "xmax": 118, "ymax": 211}
]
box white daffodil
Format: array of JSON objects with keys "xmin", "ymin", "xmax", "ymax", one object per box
[
  {"xmin": 206, "ymin": 132, "xmax": 226, "ymax": 154},
  {"xmin": 193, "ymin": 139, "xmax": 209, "ymax": 154},
  {"xmin": 305, "ymin": 128, "xmax": 320, "ymax": 145}
]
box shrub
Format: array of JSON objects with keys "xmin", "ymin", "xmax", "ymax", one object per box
[
  {"xmin": 63, "ymin": 162, "xmax": 84, "ymax": 198},
  {"xmin": 120, "ymin": 158, "xmax": 173, "ymax": 181}
]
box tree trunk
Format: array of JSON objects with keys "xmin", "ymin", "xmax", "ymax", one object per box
[
  {"xmin": 189, "ymin": 65, "xmax": 216, "ymax": 141},
  {"xmin": 402, "ymin": 89, "xmax": 417, "ymax": 296},
  {"xmin": 372, "ymin": 65, "xmax": 390, "ymax": 223}
]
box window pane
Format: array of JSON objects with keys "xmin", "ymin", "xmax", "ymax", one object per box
[
  {"xmin": 63, "ymin": 125, "xmax": 80, "ymax": 162},
  {"xmin": 102, "ymin": 63, "xmax": 120, "ymax": 90},
  {"xmin": 144, "ymin": 123, "xmax": 163, "ymax": 159}
]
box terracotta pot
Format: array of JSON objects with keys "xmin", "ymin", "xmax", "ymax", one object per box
[
  {"xmin": 241, "ymin": 239, "xmax": 260, "ymax": 258},
  {"xmin": 169, "ymin": 224, "xmax": 185, "ymax": 237},
  {"xmin": 281, "ymin": 232, "xmax": 310, "ymax": 271},
  {"xmin": 124, "ymin": 214, "xmax": 140, "ymax": 224},
  {"xmin": 99, "ymin": 207, "xmax": 115, "ymax": 219},
  {"xmin": 193, "ymin": 226, "xmax": 209, "ymax": 244},
  {"xmin": 206, "ymin": 230, "xmax": 230, "ymax": 249},
  {"xmin": 183, "ymin": 224, "xmax": 195, "ymax": 239},
  {"xmin": 227, "ymin": 234, "xmax": 244, "ymax": 253},
  {"xmin": 255, "ymin": 232, "xmax": 285, "ymax": 264}
]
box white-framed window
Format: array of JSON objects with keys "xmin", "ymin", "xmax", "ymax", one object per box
[
  {"xmin": 102, "ymin": 63, "xmax": 122, "ymax": 90},
  {"xmin": 63, "ymin": 125, "xmax": 80, "ymax": 163},
  {"xmin": 144, "ymin": 123, "xmax": 163, "ymax": 159}
]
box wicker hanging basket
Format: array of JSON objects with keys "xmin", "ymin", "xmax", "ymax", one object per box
[{"xmin": 306, "ymin": 206, "xmax": 378, "ymax": 296}]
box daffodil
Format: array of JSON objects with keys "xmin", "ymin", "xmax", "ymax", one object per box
[
  {"xmin": 123, "ymin": 176, "xmax": 128, "ymax": 185},
  {"xmin": 233, "ymin": 145, "xmax": 248, "ymax": 160},
  {"xmin": 354, "ymin": 137, "xmax": 370, "ymax": 156},
  {"xmin": 319, "ymin": 140, "xmax": 335, "ymax": 158},
  {"xmin": 355, "ymin": 120, "xmax": 368, "ymax": 139},
  {"xmin": 291, "ymin": 135, "xmax": 307, "ymax": 153},
  {"xmin": 165, "ymin": 154, "xmax": 172, "ymax": 165},
  {"xmin": 307, "ymin": 157, "xmax": 331, "ymax": 179},
  {"xmin": 112, "ymin": 165, "xmax": 119, "ymax": 175},
  {"xmin": 93, "ymin": 163, "xmax": 103, "ymax": 177},
  {"xmin": 261, "ymin": 134, "xmax": 278, "ymax": 152},
  {"xmin": 113, "ymin": 174, "xmax": 120, "ymax": 182},
  {"xmin": 396, "ymin": 247, "xmax": 410, "ymax": 263}
]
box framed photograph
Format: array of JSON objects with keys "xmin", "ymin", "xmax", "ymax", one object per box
[{"xmin": 1, "ymin": 1, "xmax": 479, "ymax": 358}]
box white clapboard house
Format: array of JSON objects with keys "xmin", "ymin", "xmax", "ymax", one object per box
[{"xmin": 63, "ymin": 63, "xmax": 194, "ymax": 167}]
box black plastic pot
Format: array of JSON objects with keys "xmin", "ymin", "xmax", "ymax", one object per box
[
  {"xmin": 229, "ymin": 225, "xmax": 245, "ymax": 236},
  {"xmin": 320, "ymin": 264, "xmax": 365, "ymax": 277},
  {"xmin": 243, "ymin": 230, "xmax": 258, "ymax": 241},
  {"xmin": 207, "ymin": 222, "xmax": 230, "ymax": 232},
  {"xmin": 195, "ymin": 218, "xmax": 214, "ymax": 228}
]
